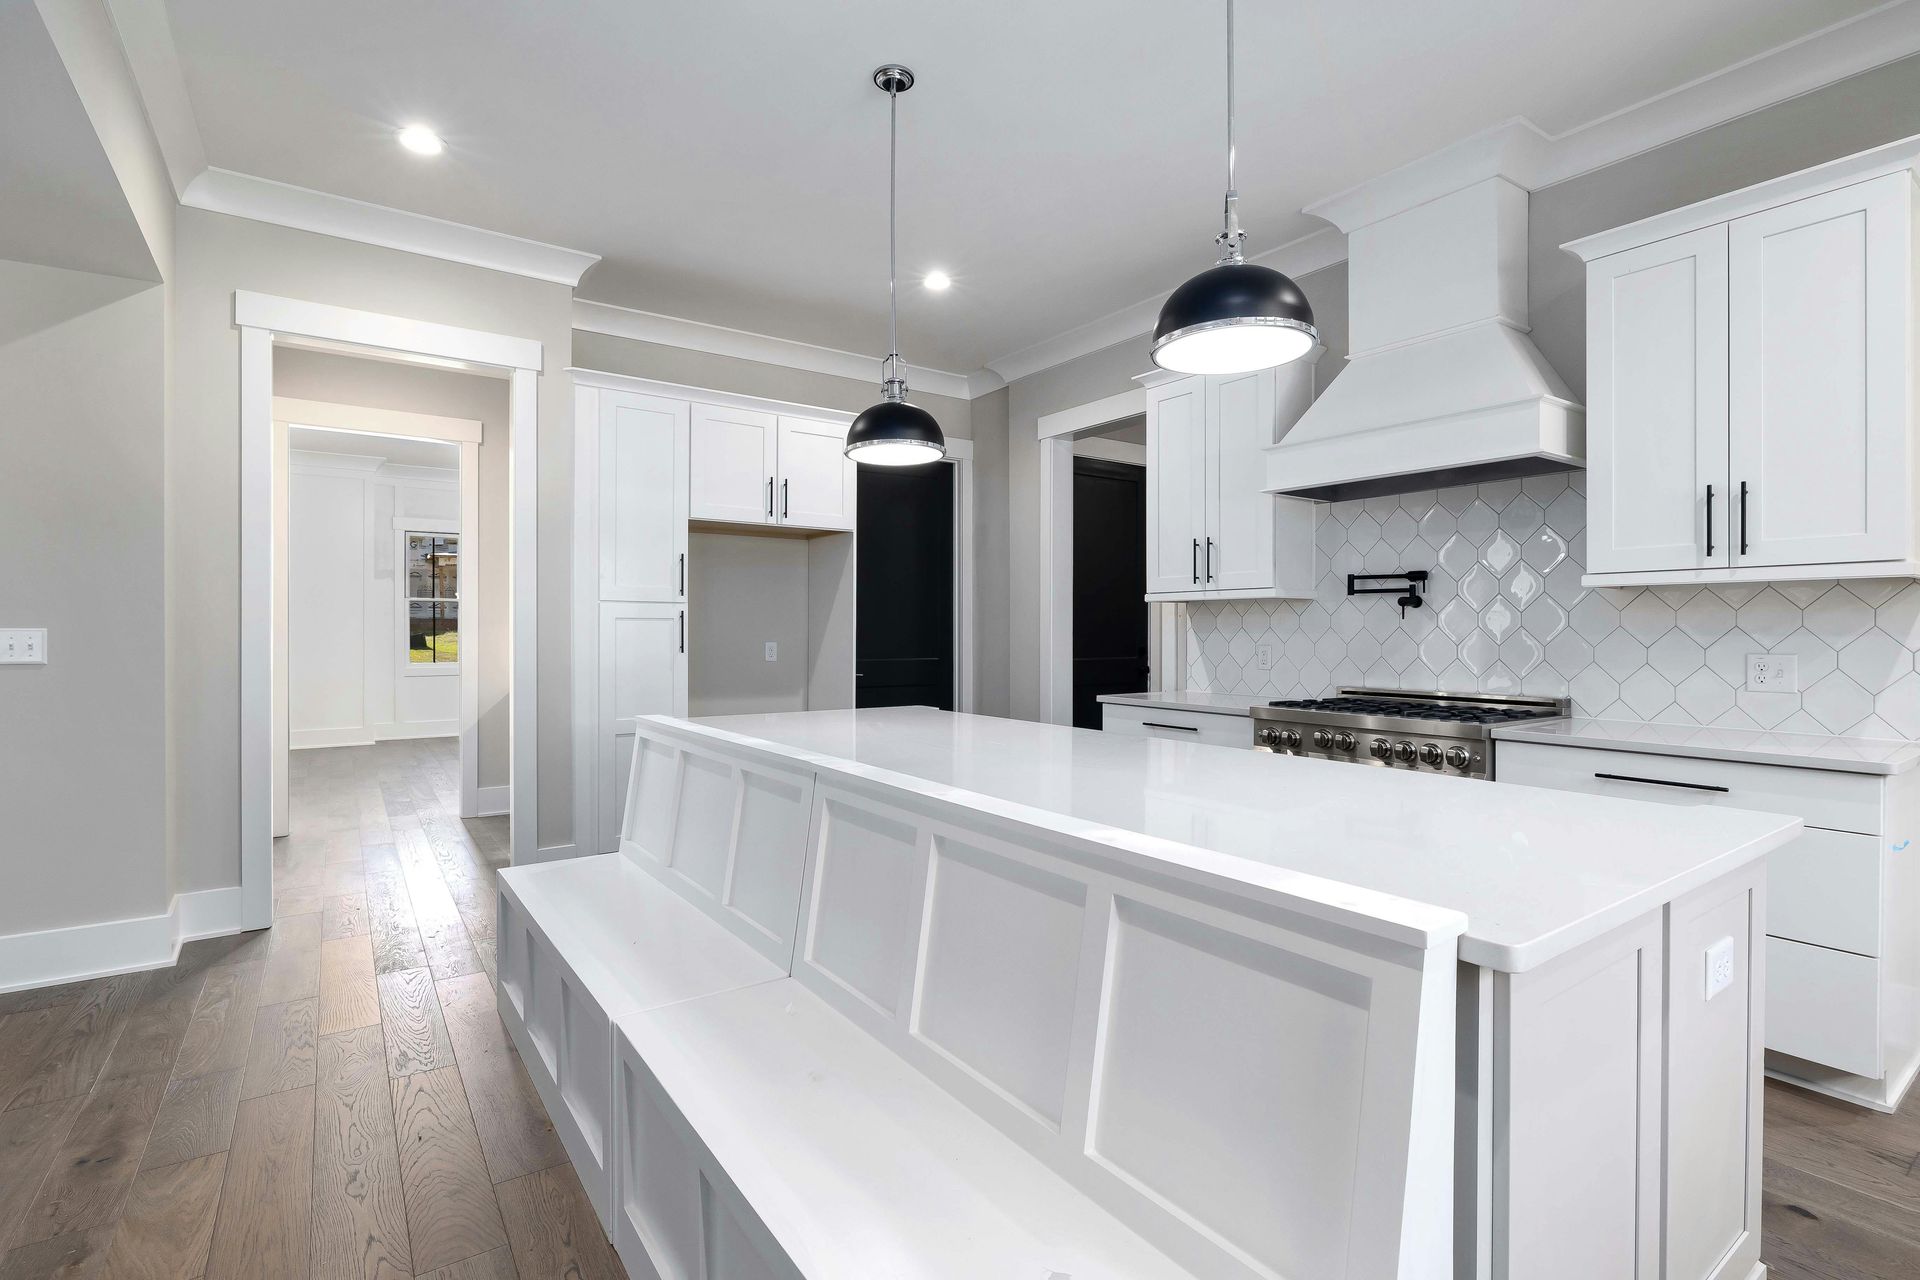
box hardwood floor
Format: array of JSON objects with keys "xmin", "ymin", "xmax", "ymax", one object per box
[
  {"xmin": 0, "ymin": 738, "xmax": 625, "ymax": 1280},
  {"xmin": 6, "ymin": 736, "xmax": 1920, "ymax": 1276}
]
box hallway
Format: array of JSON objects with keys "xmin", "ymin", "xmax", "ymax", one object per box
[{"xmin": 0, "ymin": 739, "xmax": 625, "ymax": 1279}]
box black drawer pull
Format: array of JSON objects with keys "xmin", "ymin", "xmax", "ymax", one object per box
[
  {"xmin": 1594, "ymin": 771, "xmax": 1728, "ymax": 794},
  {"xmin": 1141, "ymin": 721, "xmax": 1200, "ymax": 733}
]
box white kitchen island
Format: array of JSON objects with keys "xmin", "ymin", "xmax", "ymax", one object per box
[{"xmin": 520, "ymin": 708, "xmax": 1799, "ymax": 1280}]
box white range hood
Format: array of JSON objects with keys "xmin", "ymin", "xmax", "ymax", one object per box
[{"xmin": 1266, "ymin": 175, "xmax": 1583, "ymax": 502}]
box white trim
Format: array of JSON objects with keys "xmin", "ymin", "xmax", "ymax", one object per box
[
  {"xmin": 188, "ymin": 168, "xmax": 600, "ymax": 286},
  {"xmin": 509, "ymin": 367, "xmax": 539, "ymax": 863},
  {"xmin": 276, "ymin": 394, "xmax": 483, "ymax": 443},
  {"xmin": 985, "ymin": 229, "xmax": 1348, "ymax": 387},
  {"xmin": 569, "ymin": 367, "xmax": 857, "ymax": 426},
  {"xmin": 458, "ymin": 438, "xmax": 482, "ymax": 817},
  {"xmin": 570, "ymin": 382, "xmax": 597, "ymax": 861},
  {"xmin": 0, "ymin": 887, "xmax": 247, "ymax": 996},
  {"xmin": 943, "ymin": 438, "xmax": 978, "ymax": 714},
  {"xmin": 475, "ymin": 784, "xmax": 511, "ymax": 818},
  {"xmin": 1071, "ymin": 437, "xmax": 1147, "ymax": 466},
  {"xmin": 240, "ymin": 326, "xmax": 274, "ymax": 928},
  {"xmin": 1038, "ymin": 437, "xmax": 1075, "ymax": 726},
  {"xmin": 291, "ymin": 727, "xmax": 377, "ymax": 750},
  {"xmin": 236, "ymin": 291, "xmax": 544, "ymax": 372},
  {"xmin": 372, "ymin": 721, "xmax": 459, "ymax": 741},
  {"xmin": 572, "ymin": 298, "xmax": 978, "ymax": 401},
  {"xmin": 1038, "ymin": 388, "xmax": 1149, "ymax": 440}
]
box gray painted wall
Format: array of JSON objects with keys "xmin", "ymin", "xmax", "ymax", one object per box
[
  {"xmin": 0, "ymin": 275, "xmax": 168, "ymax": 935},
  {"xmin": 272, "ymin": 348, "xmax": 513, "ymax": 790}
]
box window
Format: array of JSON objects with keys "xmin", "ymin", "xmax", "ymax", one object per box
[{"xmin": 403, "ymin": 531, "xmax": 458, "ymax": 667}]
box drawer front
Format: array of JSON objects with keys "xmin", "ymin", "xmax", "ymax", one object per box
[
  {"xmin": 1101, "ymin": 704, "xmax": 1249, "ymax": 749},
  {"xmin": 1495, "ymin": 741, "xmax": 1882, "ymax": 834},
  {"xmin": 1767, "ymin": 936, "xmax": 1882, "ymax": 1077},
  {"xmin": 1770, "ymin": 828, "xmax": 1882, "ymax": 956}
]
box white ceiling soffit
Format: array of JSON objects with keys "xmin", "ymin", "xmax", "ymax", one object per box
[
  {"xmin": 572, "ymin": 298, "xmax": 987, "ymax": 401},
  {"xmin": 103, "ymin": 0, "xmax": 205, "ymax": 198}
]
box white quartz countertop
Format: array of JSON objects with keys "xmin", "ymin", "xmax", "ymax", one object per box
[
  {"xmin": 1492, "ymin": 716, "xmax": 1920, "ymax": 775},
  {"xmin": 667, "ymin": 708, "xmax": 1798, "ymax": 973},
  {"xmin": 1095, "ymin": 691, "xmax": 1258, "ymax": 717}
]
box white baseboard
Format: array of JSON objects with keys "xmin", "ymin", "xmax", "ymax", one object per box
[
  {"xmin": 0, "ymin": 886, "xmax": 250, "ymax": 995},
  {"xmin": 374, "ymin": 721, "xmax": 459, "ymax": 742},
  {"xmin": 291, "ymin": 726, "xmax": 375, "ymax": 750},
  {"xmin": 473, "ymin": 784, "xmax": 511, "ymax": 817}
]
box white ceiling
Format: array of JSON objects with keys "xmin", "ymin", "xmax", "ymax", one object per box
[{"xmin": 163, "ymin": 0, "xmax": 1889, "ymax": 373}]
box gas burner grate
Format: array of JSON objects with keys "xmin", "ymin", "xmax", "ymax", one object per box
[{"xmin": 1265, "ymin": 696, "xmax": 1564, "ymax": 725}]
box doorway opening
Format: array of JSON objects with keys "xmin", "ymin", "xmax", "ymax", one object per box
[
  {"xmin": 1071, "ymin": 416, "xmax": 1149, "ymax": 728},
  {"xmin": 856, "ymin": 459, "xmax": 955, "ymax": 709}
]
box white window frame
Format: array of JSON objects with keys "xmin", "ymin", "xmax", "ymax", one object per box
[{"xmin": 396, "ymin": 519, "xmax": 461, "ymax": 678}]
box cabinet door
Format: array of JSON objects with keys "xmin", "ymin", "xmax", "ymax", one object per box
[
  {"xmin": 1729, "ymin": 175, "xmax": 1910, "ymax": 568},
  {"xmin": 598, "ymin": 391, "xmax": 688, "ymax": 601},
  {"xmin": 1586, "ymin": 226, "xmax": 1729, "ymax": 574},
  {"xmin": 1145, "ymin": 378, "xmax": 1205, "ymax": 595},
  {"xmin": 598, "ymin": 602, "xmax": 686, "ymax": 853},
  {"xmin": 690, "ymin": 404, "xmax": 777, "ymax": 524},
  {"xmin": 776, "ymin": 416, "xmax": 857, "ymax": 530},
  {"xmin": 1205, "ymin": 369, "xmax": 1278, "ymax": 592}
]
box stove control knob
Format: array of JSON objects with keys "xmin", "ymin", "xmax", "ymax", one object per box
[
  {"xmin": 1445, "ymin": 745, "xmax": 1473, "ymax": 770},
  {"xmin": 1277, "ymin": 728, "xmax": 1302, "ymax": 750},
  {"xmin": 1418, "ymin": 743, "xmax": 1444, "ymax": 766},
  {"xmin": 1392, "ymin": 740, "xmax": 1417, "ymax": 763},
  {"xmin": 1310, "ymin": 729, "xmax": 1333, "ymax": 750},
  {"xmin": 1331, "ymin": 731, "xmax": 1357, "ymax": 753},
  {"xmin": 1368, "ymin": 737, "xmax": 1392, "ymax": 760},
  {"xmin": 1254, "ymin": 727, "xmax": 1282, "ymax": 749}
]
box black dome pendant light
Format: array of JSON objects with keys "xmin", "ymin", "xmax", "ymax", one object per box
[
  {"xmin": 845, "ymin": 64, "xmax": 946, "ymax": 467},
  {"xmin": 1151, "ymin": 0, "xmax": 1317, "ymax": 375}
]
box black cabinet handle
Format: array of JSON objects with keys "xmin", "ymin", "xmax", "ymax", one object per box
[
  {"xmin": 678, "ymin": 552, "xmax": 685, "ymax": 597},
  {"xmin": 766, "ymin": 477, "xmax": 774, "ymax": 517},
  {"xmin": 1192, "ymin": 538, "xmax": 1200, "ymax": 584},
  {"xmin": 1141, "ymin": 721, "xmax": 1199, "ymax": 733},
  {"xmin": 1705, "ymin": 485, "xmax": 1714, "ymax": 558},
  {"xmin": 1594, "ymin": 771, "xmax": 1729, "ymax": 794},
  {"xmin": 679, "ymin": 610, "xmax": 685, "ymax": 654},
  {"xmin": 1206, "ymin": 537, "xmax": 1215, "ymax": 582},
  {"xmin": 1739, "ymin": 481, "xmax": 1749, "ymax": 556},
  {"xmin": 782, "ymin": 479, "xmax": 789, "ymax": 518}
]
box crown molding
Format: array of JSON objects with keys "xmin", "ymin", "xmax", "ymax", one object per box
[
  {"xmin": 983, "ymin": 227, "xmax": 1348, "ymax": 387},
  {"xmin": 571, "ymin": 297, "xmax": 979, "ymax": 402},
  {"xmin": 184, "ymin": 168, "xmax": 600, "ymax": 287}
]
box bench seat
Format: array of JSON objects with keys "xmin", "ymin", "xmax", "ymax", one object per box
[
  {"xmin": 496, "ymin": 854, "xmax": 784, "ymax": 1228},
  {"xmin": 612, "ymin": 977, "xmax": 1199, "ymax": 1280}
]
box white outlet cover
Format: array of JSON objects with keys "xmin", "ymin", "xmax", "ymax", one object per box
[
  {"xmin": 1746, "ymin": 653, "xmax": 1798, "ymax": 693},
  {"xmin": 0, "ymin": 628, "xmax": 47, "ymax": 665},
  {"xmin": 764, "ymin": 641, "xmax": 778, "ymax": 662},
  {"xmin": 1255, "ymin": 642, "xmax": 1274, "ymax": 671},
  {"xmin": 1705, "ymin": 936, "xmax": 1736, "ymax": 1000}
]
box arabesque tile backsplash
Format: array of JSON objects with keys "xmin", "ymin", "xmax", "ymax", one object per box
[{"xmin": 1184, "ymin": 471, "xmax": 1920, "ymax": 741}]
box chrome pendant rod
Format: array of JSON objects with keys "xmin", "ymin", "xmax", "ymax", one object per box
[
  {"xmin": 883, "ymin": 78, "xmax": 904, "ymax": 400},
  {"xmin": 1218, "ymin": 0, "xmax": 1245, "ymax": 264}
]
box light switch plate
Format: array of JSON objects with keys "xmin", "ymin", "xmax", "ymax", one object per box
[
  {"xmin": 0, "ymin": 628, "xmax": 46, "ymax": 665},
  {"xmin": 1255, "ymin": 643, "xmax": 1274, "ymax": 672},
  {"xmin": 1747, "ymin": 653, "xmax": 1798, "ymax": 693},
  {"xmin": 1705, "ymin": 936, "xmax": 1736, "ymax": 1000},
  {"xmin": 764, "ymin": 641, "xmax": 778, "ymax": 662}
]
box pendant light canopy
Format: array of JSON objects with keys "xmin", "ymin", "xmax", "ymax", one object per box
[
  {"xmin": 1151, "ymin": 0, "xmax": 1317, "ymax": 375},
  {"xmin": 846, "ymin": 64, "xmax": 946, "ymax": 468}
]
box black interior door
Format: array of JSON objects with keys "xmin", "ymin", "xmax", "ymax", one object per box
[
  {"xmin": 855, "ymin": 461, "xmax": 954, "ymax": 709},
  {"xmin": 1072, "ymin": 457, "xmax": 1148, "ymax": 729}
]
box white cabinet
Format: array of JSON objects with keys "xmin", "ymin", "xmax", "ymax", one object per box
[
  {"xmin": 1145, "ymin": 367, "xmax": 1317, "ymax": 601},
  {"xmin": 598, "ymin": 391, "xmax": 688, "ymax": 601},
  {"xmin": 1100, "ymin": 702, "xmax": 1248, "ymax": 748},
  {"xmin": 1569, "ymin": 149, "xmax": 1920, "ymax": 586},
  {"xmin": 691, "ymin": 406, "xmax": 856, "ymax": 531},
  {"xmin": 775, "ymin": 416, "xmax": 857, "ymax": 531},
  {"xmin": 598, "ymin": 602, "xmax": 687, "ymax": 857},
  {"xmin": 1497, "ymin": 737, "xmax": 1920, "ymax": 1112}
]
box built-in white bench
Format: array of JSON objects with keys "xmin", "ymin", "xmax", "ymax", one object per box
[{"xmin": 590, "ymin": 717, "xmax": 1465, "ymax": 1280}]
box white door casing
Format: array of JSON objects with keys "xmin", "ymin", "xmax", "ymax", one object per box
[{"xmin": 691, "ymin": 403, "xmax": 777, "ymax": 524}]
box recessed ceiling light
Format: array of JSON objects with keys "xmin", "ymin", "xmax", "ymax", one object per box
[
  {"xmin": 397, "ymin": 125, "xmax": 444, "ymax": 156},
  {"xmin": 923, "ymin": 270, "xmax": 952, "ymax": 292}
]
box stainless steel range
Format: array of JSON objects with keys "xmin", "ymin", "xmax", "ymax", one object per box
[{"xmin": 1249, "ymin": 688, "xmax": 1568, "ymax": 779}]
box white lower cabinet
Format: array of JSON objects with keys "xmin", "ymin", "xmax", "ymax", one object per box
[
  {"xmin": 598, "ymin": 602, "xmax": 687, "ymax": 854},
  {"xmin": 1497, "ymin": 738, "xmax": 1920, "ymax": 1111},
  {"xmin": 1099, "ymin": 703, "xmax": 1249, "ymax": 748}
]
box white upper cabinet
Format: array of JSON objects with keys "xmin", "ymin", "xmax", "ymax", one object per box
[
  {"xmin": 1569, "ymin": 145, "xmax": 1920, "ymax": 585},
  {"xmin": 1585, "ymin": 226, "xmax": 1729, "ymax": 576},
  {"xmin": 775, "ymin": 416, "xmax": 857, "ymax": 531},
  {"xmin": 598, "ymin": 390, "xmax": 689, "ymax": 601},
  {"xmin": 691, "ymin": 403, "xmax": 778, "ymax": 524},
  {"xmin": 1145, "ymin": 365, "xmax": 1317, "ymax": 601},
  {"xmin": 1729, "ymin": 177, "xmax": 1910, "ymax": 569},
  {"xmin": 690, "ymin": 405, "xmax": 855, "ymax": 531}
]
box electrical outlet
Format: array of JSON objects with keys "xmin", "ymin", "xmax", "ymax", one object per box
[
  {"xmin": 1705, "ymin": 936, "xmax": 1736, "ymax": 1000},
  {"xmin": 764, "ymin": 641, "xmax": 778, "ymax": 662},
  {"xmin": 0, "ymin": 629, "xmax": 46, "ymax": 665},
  {"xmin": 1255, "ymin": 642, "xmax": 1274, "ymax": 672},
  {"xmin": 1747, "ymin": 653, "xmax": 1798, "ymax": 693}
]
